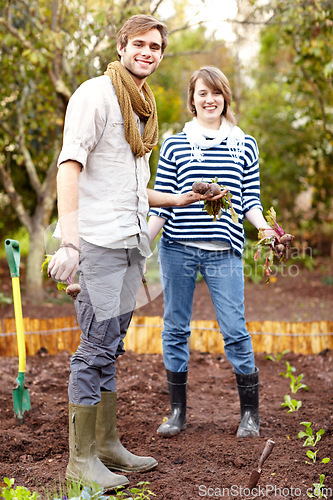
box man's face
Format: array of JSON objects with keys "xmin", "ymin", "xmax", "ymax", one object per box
[{"xmin": 118, "ymin": 29, "xmax": 163, "ymax": 88}]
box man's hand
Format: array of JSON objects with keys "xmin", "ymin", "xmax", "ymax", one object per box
[
  {"xmin": 47, "ymin": 246, "xmax": 79, "ymax": 282},
  {"xmin": 175, "ymin": 187, "xmax": 229, "ymax": 207}
]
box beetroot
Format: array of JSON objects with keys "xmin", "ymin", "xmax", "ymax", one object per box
[
  {"xmin": 192, "ymin": 181, "xmax": 210, "ymax": 194},
  {"xmin": 66, "ymin": 283, "xmax": 81, "ymax": 300},
  {"xmin": 280, "ymin": 233, "xmax": 295, "ymax": 246},
  {"xmin": 205, "ymin": 183, "xmax": 221, "ymax": 196},
  {"xmin": 192, "ymin": 178, "xmax": 238, "ymax": 223}
]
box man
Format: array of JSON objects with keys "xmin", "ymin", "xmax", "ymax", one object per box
[{"xmin": 48, "ymin": 14, "xmax": 218, "ymax": 490}]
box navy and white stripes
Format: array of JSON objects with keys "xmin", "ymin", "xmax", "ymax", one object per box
[{"xmin": 149, "ymin": 131, "xmax": 263, "ymax": 256}]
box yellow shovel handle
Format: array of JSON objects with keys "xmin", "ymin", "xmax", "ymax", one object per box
[{"xmin": 12, "ymin": 276, "xmax": 26, "ymax": 373}]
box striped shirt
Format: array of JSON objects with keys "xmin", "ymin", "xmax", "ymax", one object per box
[{"xmin": 149, "ymin": 131, "xmax": 263, "ymax": 256}]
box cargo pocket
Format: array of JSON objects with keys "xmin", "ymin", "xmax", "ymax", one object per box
[{"xmin": 75, "ymin": 291, "xmax": 110, "ymax": 345}]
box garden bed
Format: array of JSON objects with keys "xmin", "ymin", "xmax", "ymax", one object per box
[{"xmin": 0, "ymin": 349, "xmax": 332, "ymax": 499}]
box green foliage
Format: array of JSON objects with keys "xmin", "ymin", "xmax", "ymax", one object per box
[
  {"xmin": 280, "ymin": 361, "xmax": 308, "ymax": 394},
  {"xmin": 298, "ymin": 422, "xmax": 325, "ymax": 447},
  {"xmin": 281, "ymin": 394, "xmax": 302, "ymax": 413},
  {"xmin": 242, "ymin": 0, "xmax": 333, "ymax": 240},
  {"xmin": 264, "ymin": 349, "xmax": 290, "ymax": 362},
  {"xmin": 306, "ymin": 448, "xmax": 319, "ymax": 464},
  {"xmin": 307, "ymin": 474, "xmax": 328, "ymax": 498},
  {"xmin": 279, "ymin": 360, "xmax": 296, "ymax": 378},
  {"xmin": 1, "ymin": 478, "xmax": 156, "ymax": 500},
  {"xmin": 0, "ymin": 477, "xmax": 38, "ymax": 500}
]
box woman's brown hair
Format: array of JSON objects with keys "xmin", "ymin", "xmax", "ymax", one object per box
[{"xmin": 187, "ymin": 66, "xmax": 236, "ymax": 125}]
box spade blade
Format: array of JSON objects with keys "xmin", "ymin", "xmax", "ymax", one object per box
[{"xmin": 248, "ymin": 439, "xmax": 275, "ymax": 490}]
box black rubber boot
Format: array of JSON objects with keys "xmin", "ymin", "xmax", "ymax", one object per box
[
  {"xmin": 235, "ymin": 367, "xmax": 260, "ymax": 438},
  {"xmin": 157, "ymin": 370, "xmax": 187, "ymax": 438}
]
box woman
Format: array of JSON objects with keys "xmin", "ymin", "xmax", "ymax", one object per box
[{"xmin": 149, "ymin": 66, "xmax": 276, "ymax": 439}]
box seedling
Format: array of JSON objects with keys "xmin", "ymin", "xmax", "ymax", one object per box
[
  {"xmin": 264, "ymin": 349, "xmax": 290, "ymax": 362},
  {"xmin": 306, "ymin": 452, "xmax": 331, "ymax": 466},
  {"xmin": 307, "ymin": 474, "xmax": 328, "ymax": 498},
  {"xmin": 306, "ymin": 449, "xmax": 319, "ymax": 464},
  {"xmin": 289, "ymin": 372, "xmax": 309, "ymax": 394},
  {"xmin": 298, "ymin": 422, "xmax": 325, "ymax": 447},
  {"xmin": 279, "ymin": 361, "xmax": 308, "ymax": 393},
  {"xmin": 281, "ymin": 394, "xmax": 302, "ymax": 413},
  {"xmin": 279, "ymin": 360, "xmax": 296, "ymax": 377}
]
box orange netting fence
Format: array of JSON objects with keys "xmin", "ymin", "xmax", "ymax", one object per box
[{"xmin": 0, "ymin": 316, "xmax": 332, "ymax": 357}]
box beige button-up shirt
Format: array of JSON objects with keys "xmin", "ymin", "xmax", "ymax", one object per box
[{"xmin": 57, "ymin": 75, "xmax": 151, "ymax": 256}]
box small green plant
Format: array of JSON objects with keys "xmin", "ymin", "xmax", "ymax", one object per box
[
  {"xmin": 298, "ymin": 422, "xmax": 325, "ymax": 447},
  {"xmin": 281, "ymin": 394, "xmax": 302, "ymax": 413},
  {"xmin": 0, "ymin": 477, "xmax": 38, "ymax": 500},
  {"xmin": 279, "ymin": 361, "xmax": 308, "ymax": 394},
  {"xmin": 307, "ymin": 474, "xmax": 328, "ymax": 498},
  {"xmin": 279, "ymin": 360, "xmax": 296, "ymax": 378},
  {"xmin": 289, "ymin": 372, "xmax": 309, "ymax": 394},
  {"xmin": 1, "ymin": 478, "xmax": 156, "ymax": 500},
  {"xmin": 264, "ymin": 349, "xmax": 290, "ymax": 362},
  {"xmin": 306, "ymin": 449, "xmax": 319, "ymax": 464}
]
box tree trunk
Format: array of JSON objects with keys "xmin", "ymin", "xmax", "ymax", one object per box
[{"xmin": 25, "ymin": 223, "xmax": 48, "ymax": 301}]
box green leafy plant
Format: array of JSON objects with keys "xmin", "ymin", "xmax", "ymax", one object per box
[
  {"xmin": 281, "ymin": 394, "xmax": 302, "ymax": 413},
  {"xmin": 298, "ymin": 422, "xmax": 325, "ymax": 447},
  {"xmin": 289, "ymin": 372, "xmax": 309, "ymax": 394},
  {"xmin": 264, "ymin": 349, "xmax": 290, "ymax": 362},
  {"xmin": 306, "ymin": 449, "xmax": 319, "ymax": 464},
  {"xmin": 307, "ymin": 474, "xmax": 328, "ymax": 498},
  {"xmin": 0, "ymin": 477, "xmax": 38, "ymax": 500},
  {"xmin": 1, "ymin": 478, "xmax": 156, "ymax": 500},
  {"xmin": 279, "ymin": 361, "xmax": 296, "ymax": 378},
  {"xmin": 279, "ymin": 361, "xmax": 308, "ymax": 394}
]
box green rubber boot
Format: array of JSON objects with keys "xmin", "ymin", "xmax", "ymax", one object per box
[
  {"xmin": 235, "ymin": 367, "xmax": 260, "ymax": 438},
  {"xmin": 96, "ymin": 391, "xmax": 158, "ymax": 472},
  {"xmin": 66, "ymin": 402, "xmax": 129, "ymax": 490}
]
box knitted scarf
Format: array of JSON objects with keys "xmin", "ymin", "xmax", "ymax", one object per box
[{"xmin": 104, "ymin": 61, "xmax": 158, "ymax": 157}]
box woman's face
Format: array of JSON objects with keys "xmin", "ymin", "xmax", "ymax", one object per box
[{"xmin": 192, "ymin": 78, "xmax": 224, "ymax": 129}]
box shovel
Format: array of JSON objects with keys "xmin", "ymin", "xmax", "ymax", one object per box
[
  {"xmin": 5, "ymin": 239, "xmax": 31, "ymax": 423},
  {"xmin": 248, "ymin": 438, "xmax": 275, "ymax": 490}
]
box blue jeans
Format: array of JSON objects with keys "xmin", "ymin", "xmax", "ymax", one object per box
[{"xmin": 159, "ymin": 238, "xmax": 255, "ymax": 375}]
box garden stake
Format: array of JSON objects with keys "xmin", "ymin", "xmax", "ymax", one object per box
[
  {"xmin": 5, "ymin": 239, "xmax": 31, "ymax": 423},
  {"xmin": 248, "ymin": 438, "xmax": 275, "ymax": 489}
]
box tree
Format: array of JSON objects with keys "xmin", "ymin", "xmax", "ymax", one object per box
[
  {"xmin": 0, "ymin": 0, "xmax": 162, "ymax": 298},
  {"xmin": 239, "ymin": 0, "xmax": 333, "ymax": 244},
  {"xmin": 0, "ymin": 0, "xmax": 230, "ymax": 296}
]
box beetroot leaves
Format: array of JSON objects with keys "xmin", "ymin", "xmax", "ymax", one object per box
[{"xmin": 254, "ymin": 207, "xmax": 295, "ymax": 282}]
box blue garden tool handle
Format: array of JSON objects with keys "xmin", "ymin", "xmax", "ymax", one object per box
[{"xmin": 5, "ymin": 239, "xmax": 21, "ymax": 277}]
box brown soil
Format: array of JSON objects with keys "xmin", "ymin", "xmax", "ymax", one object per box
[{"xmin": 0, "ymin": 257, "xmax": 332, "ymax": 499}]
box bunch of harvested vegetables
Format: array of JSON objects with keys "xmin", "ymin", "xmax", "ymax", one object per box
[
  {"xmin": 254, "ymin": 207, "xmax": 295, "ymax": 282},
  {"xmin": 192, "ymin": 177, "xmax": 238, "ymax": 223},
  {"xmin": 41, "ymin": 255, "xmax": 81, "ymax": 299}
]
